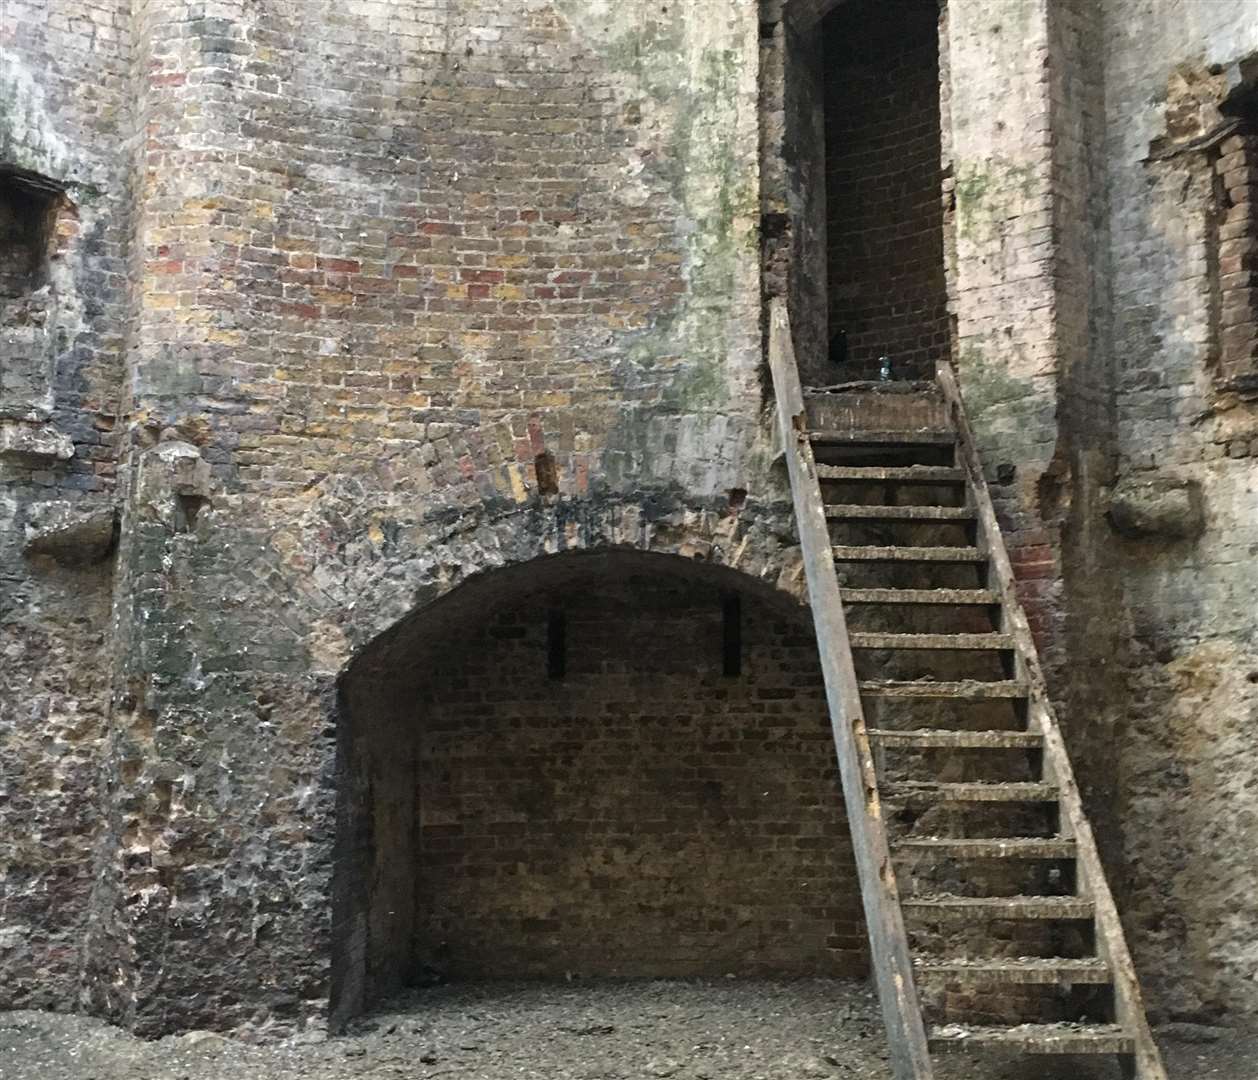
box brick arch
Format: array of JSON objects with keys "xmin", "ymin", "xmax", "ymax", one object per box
[
  {"xmin": 264, "ymin": 480, "xmax": 808, "ymax": 677},
  {"xmin": 328, "ymin": 532, "xmax": 864, "ymax": 1030},
  {"xmin": 338, "ymin": 498, "xmax": 808, "ymax": 679}
]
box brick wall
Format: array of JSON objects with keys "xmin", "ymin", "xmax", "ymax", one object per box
[
  {"xmin": 94, "ymin": 0, "xmax": 775, "ymax": 1035},
  {"xmin": 823, "ymin": 0, "xmax": 948, "ymax": 382},
  {"xmin": 1215, "ymin": 129, "xmax": 1258, "ymax": 390},
  {"xmin": 125, "ymin": 0, "xmax": 760, "ymax": 493},
  {"xmin": 412, "ymin": 570, "xmax": 860, "ymax": 980}
]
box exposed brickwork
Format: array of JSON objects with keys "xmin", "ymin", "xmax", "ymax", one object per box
[
  {"xmin": 413, "ymin": 571, "xmax": 860, "ymax": 981},
  {"xmin": 125, "ymin": 0, "xmax": 760, "ymax": 494},
  {"xmin": 3, "ymin": 0, "xmax": 1258, "ymax": 1043},
  {"xmin": 77, "ymin": 0, "xmax": 771, "ymax": 1036},
  {"xmin": 823, "ymin": 0, "xmax": 949, "ymax": 382},
  {"xmin": 1215, "ymin": 131, "xmax": 1258, "ymax": 390}
]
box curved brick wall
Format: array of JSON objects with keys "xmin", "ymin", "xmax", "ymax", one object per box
[{"xmin": 335, "ymin": 553, "xmax": 862, "ymax": 1018}]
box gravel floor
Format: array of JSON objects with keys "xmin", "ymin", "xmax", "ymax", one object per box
[{"xmin": 2, "ymin": 980, "xmax": 1251, "ymax": 1080}]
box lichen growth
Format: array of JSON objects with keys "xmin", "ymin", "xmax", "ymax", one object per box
[
  {"xmin": 555, "ymin": 4, "xmax": 758, "ymax": 412},
  {"xmin": 955, "ymin": 158, "xmax": 1039, "ymax": 239}
]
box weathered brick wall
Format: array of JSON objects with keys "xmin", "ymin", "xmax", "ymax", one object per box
[
  {"xmin": 1041, "ymin": 0, "xmax": 1135, "ymax": 892},
  {"xmin": 0, "ymin": 0, "xmax": 131, "ymax": 1011},
  {"xmin": 5, "ymin": 0, "xmax": 1257, "ymax": 1042},
  {"xmin": 88, "ymin": 0, "xmax": 786, "ymax": 1036},
  {"xmin": 1101, "ymin": 0, "xmax": 1258, "ymax": 1022},
  {"xmin": 824, "ymin": 0, "xmax": 948, "ymax": 382},
  {"xmin": 413, "ymin": 570, "xmax": 859, "ymax": 981}
]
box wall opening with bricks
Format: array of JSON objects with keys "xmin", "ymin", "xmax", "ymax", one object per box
[
  {"xmin": 334, "ymin": 552, "xmax": 864, "ymax": 1023},
  {"xmin": 0, "ymin": 169, "xmax": 63, "ymax": 421},
  {"xmin": 0, "ymin": 171, "xmax": 56, "ymax": 299},
  {"xmin": 1213, "ymin": 99, "xmax": 1258, "ymax": 393},
  {"xmin": 822, "ymin": 0, "xmax": 949, "ymax": 382}
]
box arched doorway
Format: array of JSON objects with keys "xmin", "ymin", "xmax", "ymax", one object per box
[{"xmin": 331, "ymin": 551, "xmax": 864, "ymax": 1026}]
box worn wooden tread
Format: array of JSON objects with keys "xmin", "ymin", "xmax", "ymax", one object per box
[
  {"xmin": 895, "ymin": 837, "xmax": 1076, "ymax": 859},
  {"xmin": 928, "ymin": 1023, "xmax": 1133, "ymax": 1055},
  {"xmin": 825, "ymin": 503, "xmax": 975, "ymax": 521},
  {"xmin": 832, "ymin": 545, "xmax": 985, "ymax": 563},
  {"xmin": 858, "ymin": 679, "xmax": 1026, "ymax": 699},
  {"xmin": 850, "ymin": 632, "xmax": 1015, "ymax": 651},
  {"xmin": 842, "ymin": 587, "xmax": 997, "ymax": 605},
  {"xmin": 817, "ymin": 465, "xmax": 965, "ymax": 483},
  {"xmin": 882, "ymin": 781, "xmax": 1058, "ymax": 803},
  {"xmin": 808, "ymin": 429, "xmax": 956, "ymax": 446},
  {"xmin": 914, "ymin": 957, "xmax": 1111, "ymax": 984},
  {"xmin": 903, "ymin": 895, "xmax": 1095, "ymax": 920},
  {"xmin": 867, "ymin": 729, "xmax": 1042, "ymax": 749}
]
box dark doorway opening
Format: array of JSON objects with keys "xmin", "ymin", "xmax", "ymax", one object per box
[{"xmin": 823, "ymin": 0, "xmax": 949, "ymax": 382}]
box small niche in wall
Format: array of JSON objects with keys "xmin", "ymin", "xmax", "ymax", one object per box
[
  {"xmin": 1214, "ymin": 90, "xmax": 1258, "ymax": 395},
  {"xmin": 0, "ymin": 166, "xmax": 67, "ymax": 432},
  {"xmin": 0, "ymin": 168, "xmax": 60, "ymax": 299}
]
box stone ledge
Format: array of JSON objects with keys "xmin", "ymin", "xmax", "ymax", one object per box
[
  {"xmin": 23, "ymin": 501, "xmax": 117, "ymax": 565},
  {"xmin": 1106, "ymin": 474, "xmax": 1204, "ymax": 540},
  {"xmin": 0, "ymin": 420, "xmax": 74, "ymax": 462}
]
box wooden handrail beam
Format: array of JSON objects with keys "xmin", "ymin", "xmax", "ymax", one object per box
[{"xmin": 769, "ymin": 299, "xmax": 934, "ymax": 1080}]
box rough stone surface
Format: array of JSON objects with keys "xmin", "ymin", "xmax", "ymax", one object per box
[
  {"xmin": 22, "ymin": 500, "xmax": 117, "ymax": 564},
  {"xmin": 1103, "ymin": 0, "xmax": 1258, "ymax": 1023},
  {"xmin": 0, "ymin": 0, "xmax": 128, "ymax": 1020},
  {"xmin": 1106, "ymin": 475, "xmax": 1204, "ymax": 539}
]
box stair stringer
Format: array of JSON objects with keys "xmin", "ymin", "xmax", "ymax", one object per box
[
  {"xmin": 936, "ymin": 360, "xmax": 1168, "ymax": 1080},
  {"xmin": 768, "ymin": 299, "xmax": 935, "ymax": 1080}
]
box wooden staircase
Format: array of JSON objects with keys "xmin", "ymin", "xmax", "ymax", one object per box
[{"xmin": 767, "ymin": 300, "xmax": 1166, "ymax": 1080}]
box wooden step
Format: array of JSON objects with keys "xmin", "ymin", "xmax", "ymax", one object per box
[
  {"xmin": 928, "ymin": 1023, "xmax": 1134, "ymax": 1056},
  {"xmin": 832, "ymin": 545, "xmax": 986, "ymax": 563},
  {"xmin": 826, "ymin": 504, "xmax": 975, "ymax": 521},
  {"xmin": 842, "ymin": 587, "xmax": 997, "ymax": 605},
  {"xmin": 903, "ymin": 895, "xmax": 1094, "ymax": 920},
  {"xmin": 914, "ymin": 957, "xmax": 1112, "ymax": 985},
  {"xmin": 809, "ymin": 429, "xmax": 956, "ymax": 446},
  {"xmin": 895, "ymin": 837, "xmax": 1076, "ymax": 859},
  {"xmin": 882, "ymin": 781, "xmax": 1057, "ymax": 804},
  {"xmin": 859, "ymin": 679, "xmax": 1026, "ymax": 699},
  {"xmin": 850, "ymin": 632, "xmax": 1015, "ymax": 651},
  {"xmin": 867, "ymin": 729, "xmax": 1042, "ymax": 749},
  {"xmin": 817, "ymin": 465, "xmax": 965, "ymax": 484}
]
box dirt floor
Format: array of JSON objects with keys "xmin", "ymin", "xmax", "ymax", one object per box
[{"xmin": 2, "ymin": 980, "xmax": 1252, "ymax": 1080}]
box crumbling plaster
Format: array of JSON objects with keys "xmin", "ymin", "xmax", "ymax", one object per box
[{"xmin": 1103, "ymin": 0, "xmax": 1258, "ymax": 1022}]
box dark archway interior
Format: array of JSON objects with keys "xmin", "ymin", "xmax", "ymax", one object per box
[
  {"xmin": 332, "ymin": 551, "xmax": 865, "ymax": 1026},
  {"xmin": 822, "ymin": 0, "xmax": 948, "ymax": 381}
]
